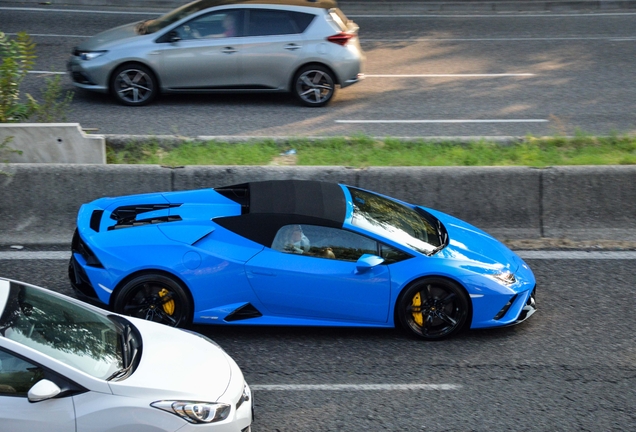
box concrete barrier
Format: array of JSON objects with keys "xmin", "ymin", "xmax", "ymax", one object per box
[
  {"xmin": 0, "ymin": 123, "xmax": 106, "ymax": 164},
  {"xmin": 1, "ymin": 164, "xmax": 634, "ymax": 245}
]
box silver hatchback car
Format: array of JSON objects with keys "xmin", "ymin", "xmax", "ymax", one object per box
[{"xmin": 67, "ymin": 0, "xmax": 364, "ymax": 107}]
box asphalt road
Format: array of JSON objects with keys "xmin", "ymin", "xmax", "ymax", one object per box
[
  {"xmin": 1, "ymin": 248, "xmax": 635, "ymax": 431},
  {"xmin": 2, "ymin": 4, "xmax": 636, "ymax": 137}
]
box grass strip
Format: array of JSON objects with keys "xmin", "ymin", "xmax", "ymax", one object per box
[{"xmin": 106, "ymin": 133, "xmax": 636, "ymax": 167}]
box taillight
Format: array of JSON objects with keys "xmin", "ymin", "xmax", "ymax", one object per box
[{"xmin": 326, "ymin": 32, "xmax": 354, "ymax": 46}]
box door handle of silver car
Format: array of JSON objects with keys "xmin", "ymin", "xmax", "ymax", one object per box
[
  {"xmin": 222, "ymin": 47, "xmax": 237, "ymax": 54},
  {"xmin": 284, "ymin": 44, "xmax": 301, "ymax": 50}
]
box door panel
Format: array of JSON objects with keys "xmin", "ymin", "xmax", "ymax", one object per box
[
  {"xmin": 158, "ymin": 10, "xmax": 244, "ymax": 89},
  {"xmin": 246, "ymin": 250, "xmax": 390, "ymax": 323},
  {"xmin": 0, "ymin": 350, "xmax": 75, "ymax": 432}
]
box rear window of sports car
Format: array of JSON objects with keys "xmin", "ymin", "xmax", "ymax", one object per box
[{"xmin": 347, "ymin": 187, "xmax": 443, "ymax": 255}]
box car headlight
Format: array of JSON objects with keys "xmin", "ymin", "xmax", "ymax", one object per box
[
  {"xmin": 151, "ymin": 400, "xmax": 231, "ymax": 424},
  {"xmin": 77, "ymin": 50, "xmax": 108, "ymax": 61},
  {"xmin": 491, "ymin": 270, "xmax": 517, "ymax": 285}
]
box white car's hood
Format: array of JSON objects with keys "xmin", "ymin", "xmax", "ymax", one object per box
[{"xmin": 108, "ymin": 317, "xmax": 232, "ymax": 401}]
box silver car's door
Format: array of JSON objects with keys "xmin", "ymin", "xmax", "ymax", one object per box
[
  {"xmin": 0, "ymin": 349, "xmax": 75, "ymax": 432},
  {"xmin": 158, "ymin": 9, "xmax": 244, "ymax": 90},
  {"xmin": 240, "ymin": 8, "xmax": 313, "ymax": 90}
]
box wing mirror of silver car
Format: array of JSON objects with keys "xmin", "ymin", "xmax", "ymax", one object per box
[{"xmin": 168, "ymin": 31, "xmax": 181, "ymax": 43}]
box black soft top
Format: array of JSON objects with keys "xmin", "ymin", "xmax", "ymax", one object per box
[{"xmin": 214, "ymin": 180, "xmax": 347, "ymax": 246}]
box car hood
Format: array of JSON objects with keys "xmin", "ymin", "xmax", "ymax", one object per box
[
  {"xmin": 77, "ymin": 22, "xmax": 142, "ymax": 50},
  {"xmin": 108, "ymin": 317, "xmax": 233, "ymax": 401},
  {"xmin": 426, "ymin": 208, "xmax": 522, "ymax": 272}
]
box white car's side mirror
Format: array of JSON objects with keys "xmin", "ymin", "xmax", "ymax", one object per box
[{"xmin": 28, "ymin": 379, "xmax": 61, "ymax": 403}]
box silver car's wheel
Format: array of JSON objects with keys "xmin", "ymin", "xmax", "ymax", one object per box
[
  {"xmin": 293, "ymin": 65, "xmax": 336, "ymax": 107},
  {"xmin": 111, "ymin": 64, "xmax": 157, "ymax": 106}
]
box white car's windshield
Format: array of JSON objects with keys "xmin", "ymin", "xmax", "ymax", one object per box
[
  {"xmin": 347, "ymin": 187, "xmax": 445, "ymax": 255},
  {"xmin": 0, "ymin": 280, "xmax": 127, "ymax": 380}
]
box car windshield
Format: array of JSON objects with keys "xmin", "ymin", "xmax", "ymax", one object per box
[
  {"xmin": 139, "ymin": 0, "xmax": 213, "ymax": 34},
  {"xmin": 347, "ymin": 187, "xmax": 444, "ymax": 255},
  {"xmin": 0, "ymin": 280, "xmax": 129, "ymax": 380}
]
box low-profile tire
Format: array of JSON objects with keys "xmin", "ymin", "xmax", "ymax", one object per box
[
  {"xmin": 396, "ymin": 277, "xmax": 469, "ymax": 341},
  {"xmin": 113, "ymin": 274, "xmax": 192, "ymax": 327},
  {"xmin": 110, "ymin": 63, "xmax": 157, "ymax": 106},
  {"xmin": 292, "ymin": 65, "xmax": 336, "ymax": 107}
]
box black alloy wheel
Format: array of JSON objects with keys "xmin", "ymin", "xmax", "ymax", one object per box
[
  {"xmin": 397, "ymin": 278, "xmax": 470, "ymax": 341},
  {"xmin": 110, "ymin": 63, "xmax": 157, "ymax": 106},
  {"xmin": 113, "ymin": 274, "xmax": 192, "ymax": 327},
  {"xmin": 293, "ymin": 65, "xmax": 336, "ymax": 107}
]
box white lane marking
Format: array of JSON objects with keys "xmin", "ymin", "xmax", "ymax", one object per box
[
  {"xmin": 0, "ymin": 7, "xmax": 159, "ymax": 15},
  {"xmin": 365, "ymin": 73, "xmax": 535, "ymax": 77},
  {"xmin": 0, "ymin": 252, "xmax": 71, "ymax": 260},
  {"xmin": 10, "ymin": 32, "xmax": 634, "ymax": 42},
  {"xmin": 363, "ymin": 37, "xmax": 636, "ymax": 42},
  {"xmin": 516, "ymin": 251, "xmax": 636, "ymax": 260},
  {"xmin": 28, "ymin": 71, "xmax": 67, "ymax": 75},
  {"xmin": 251, "ymin": 384, "xmax": 461, "ymax": 391},
  {"xmin": 335, "ymin": 119, "xmax": 548, "ymax": 124},
  {"xmin": 18, "ymin": 34, "xmax": 89, "ymax": 38},
  {"xmin": 3, "ymin": 7, "xmax": 636, "ymax": 18},
  {"xmin": 2, "ymin": 251, "xmax": 635, "ymax": 260},
  {"xmin": 28, "ymin": 71, "xmax": 535, "ymax": 78},
  {"xmin": 349, "ymin": 13, "xmax": 636, "ymax": 18}
]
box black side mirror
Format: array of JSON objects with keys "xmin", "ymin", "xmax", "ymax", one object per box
[{"xmin": 168, "ymin": 31, "xmax": 181, "ymax": 42}]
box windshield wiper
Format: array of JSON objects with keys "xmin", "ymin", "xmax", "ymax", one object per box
[{"xmin": 107, "ymin": 322, "xmax": 139, "ymax": 381}]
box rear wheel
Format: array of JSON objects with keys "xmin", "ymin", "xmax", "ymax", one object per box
[
  {"xmin": 110, "ymin": 64, "xmax": 157, "ymax": 106},
  {"xmin": 397, "ymin": 278, "xmax": 469, "ymax": 341},
  {"xmin": 113, "ymin": 274, "xmax": 192, "ymax": 327},
  {"xmin": 292, "ymin": 65, "xmax": 336, "ymax": 107}
]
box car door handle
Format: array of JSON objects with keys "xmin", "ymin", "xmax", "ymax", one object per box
[
  {"xmin": 249, "ymin": 269, "xmax": 275, "ymax": 276},
  {"xmin": 222, "ymin": 47, "xmax": 237, "ymax": 54},
  {"xmin": 284, "ymin": 44, "xmax": 301, "ymax": 51}
]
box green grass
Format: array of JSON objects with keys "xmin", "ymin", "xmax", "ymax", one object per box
[{"xmin": 106, "ymin": 133, "xmax": 636, "ymax": 167}]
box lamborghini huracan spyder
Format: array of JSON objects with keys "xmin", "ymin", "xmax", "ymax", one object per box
[{"xmin": 69, "ymin": 180, "xmax": 536, "ymax": 341}]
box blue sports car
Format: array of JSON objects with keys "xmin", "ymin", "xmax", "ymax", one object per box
[{"xmin": 69, "ymin": 180, "xmax": 536, "ymax": 341}]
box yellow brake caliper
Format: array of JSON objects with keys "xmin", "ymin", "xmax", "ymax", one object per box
[
  {"xmin": 158, "ymin": 288, "xmax": 175, "ymax": 316},
  {"xmin": 412, "ymin": 292, "xmax": 423, "ymax": 326}
]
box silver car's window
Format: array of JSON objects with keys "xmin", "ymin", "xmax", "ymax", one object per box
[
  {"xmin": 144, "ymin": 1, "xmax": 213, "ymax": 34},
  {"xmin": 347, "ymin": 187, "xmax": 442, "ymax": 255},
  {"xmin": 0, "ymin": 282, "xmax": 124, "ymax": 380},
  {"xmin": 0, "ymin": 349, "xmax": 43, "ymax": 397},
  {"xmin": 247, "ymin": 9, "xmax": 314, "ymax": 36},
  {"xmin": 177, "ymin": 10, "xmax": 242, "ymax": 40}
]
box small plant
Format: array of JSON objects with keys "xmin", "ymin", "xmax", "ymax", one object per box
[
  {"xmin": 0, "ymin": 135, "xmax": 22, "ymax": 175},
  {"xmin": 0, "ymin": 31, "xmax": 73, "ymax": 123},
  {"xmin": 0, "ymin": 31, "xmax": 36, "ymax": 122},
  {"xmin": 29, "ymin": 74, "xmax": 74, "ymax": 122}
]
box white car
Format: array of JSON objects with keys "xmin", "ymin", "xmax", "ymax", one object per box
[{"xmin": 0, "ymin": 277, "xmax": 253, "ymax": 432}]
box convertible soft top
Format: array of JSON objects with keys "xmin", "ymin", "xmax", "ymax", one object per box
[{"xmin": 214, "ymin": 180, "xmax": 347, "ymax": 246}]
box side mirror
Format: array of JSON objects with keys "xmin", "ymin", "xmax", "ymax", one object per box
[
  {"xmin": 28, "ymin": 379, "xmax": 61, "ymax": 403},
  {"xmin": 168, "ymin": 31, "xmax": 181, "ymax": 42},
  {"xmin": 355, "ymin": 254, "xmax": 384, "ymax": 273}
]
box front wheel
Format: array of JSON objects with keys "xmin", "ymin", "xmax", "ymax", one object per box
[
  {"xmin": 110, "ymin": 64, "xmax": 157, "ymax": 106},
  {"xmin": 292, "ymin": 65, "xmax": 336, "ymax": 107},
  {"xmin": 113, "ymin": 274, "xmax": 192, "ymax": 327},
  {"xmin": 397, "ymin": 278, "xmax": 469, "ymax": 341}
]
